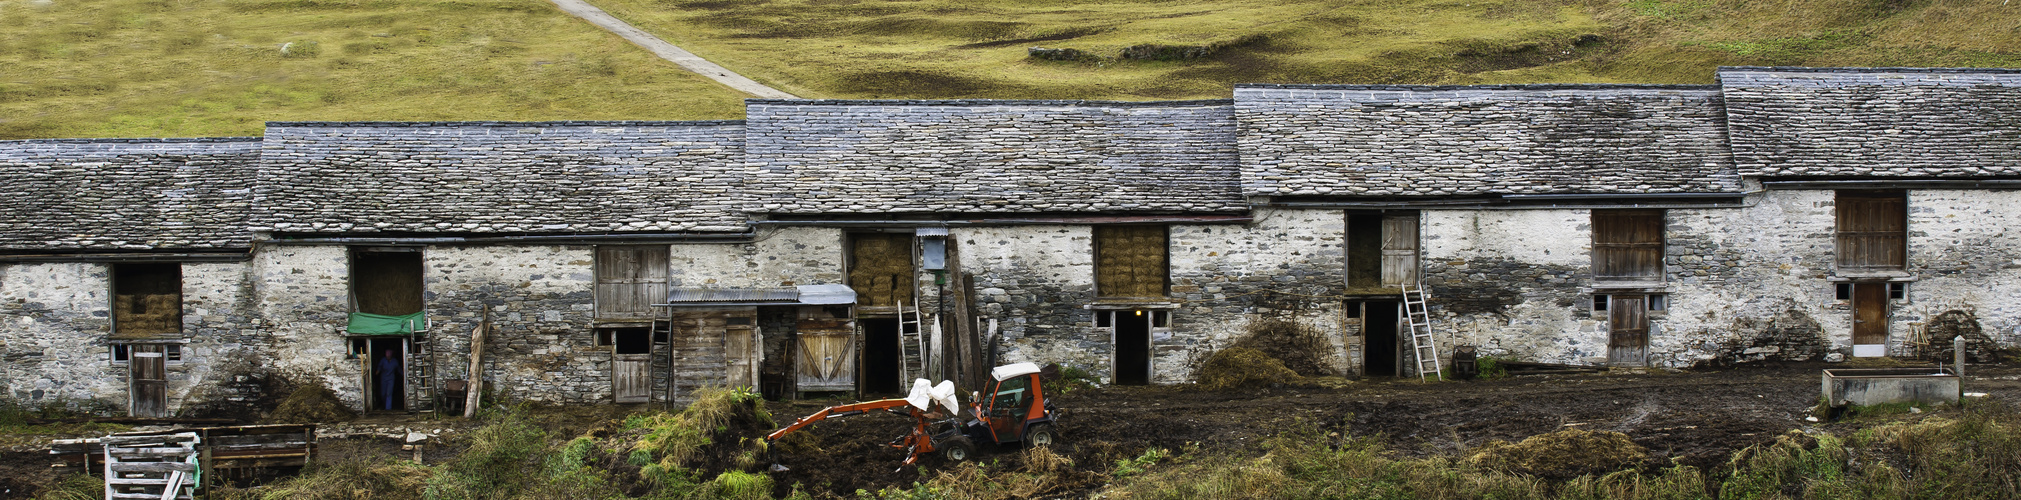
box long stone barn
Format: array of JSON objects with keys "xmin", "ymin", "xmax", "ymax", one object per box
[{"xmin": 3, "ymin": 66, "xmax": 2018, "ymax": 416}]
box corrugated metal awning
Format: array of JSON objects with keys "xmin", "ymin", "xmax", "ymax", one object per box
[{"xmin": 656, "ymin": 285, "xmax": 857, "ymax": 307}]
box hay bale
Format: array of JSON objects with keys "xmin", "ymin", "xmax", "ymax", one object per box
[
  {"xmin": 267, "ymin": 382, "xmax": 357, "ymax": 424},
  {"xmin": 1198, "ymin": 347, "xmax": 1300, "ymax": 390},
  {"xmin": 1465, "ymin": 428, "xmax": 1647, "ymax": 480},
  {"xmin": 1231, "ymin": 319, "xmax": 1337, "ymax": 377}
]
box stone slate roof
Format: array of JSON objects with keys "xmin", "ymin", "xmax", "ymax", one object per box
[
  {"xmin": 1720, "ymin": 67, "xmax": 2021, "ymax": 179},
  {"xmin": 1234, "ymin": 84, "xmax": 1741, "ymax": 197},
  {"xmin": 0, "ymin": 138, "xmax": 259, "ymax": 251},
  {"xmin": 256, "ymin": 121, "xmax": 750, "ymax": 234},
  {"xmin": 743, "ymin": 100, "xmax": 1243, "ymax": 214}
]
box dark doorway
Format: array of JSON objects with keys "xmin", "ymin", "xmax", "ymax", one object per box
[
  {"xmin": 860, "ymin": 318, "xmax": 902, "ymax": 395},
  {"xmin": 1361, "ymin": 300, "xmax": 1401, "ymax": 377},
  {"xmin": 1115, "ymin": 310, "xmax": 1151, "ymax": 385},
  {"xmin": 366, "ymin": 337, "xmax": 406, "ymax": 412}
]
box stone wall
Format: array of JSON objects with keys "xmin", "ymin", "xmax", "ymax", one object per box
[
  {"xmin": 423, "ymin": 245, "xmax": 600, "ymax": 405},
  {"xmin": 252, "ymin": 245, "xmax": 355, "ymax": 406},
  {"xmin": 1168, "ymin": 208, "xmax": 1347, "ymax": 381},
  {"xmin": 1903, "ymin": 190, "xmax": 2021, "ymax": 355},
  {"xmin": 957, "ymin": 226, "xmax": 1099, "ymax": 376},
  {"xmin": 0, "ymin": 263, "xmax": 118, "ymax": 407},
  {"xmin": 1421, "ymin": 210, "xmax": 1601, "ymax": 365}
]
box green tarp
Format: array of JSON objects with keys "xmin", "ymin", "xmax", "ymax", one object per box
[{"xmin": 347, "ymin": 311, "xmax": 426, "ymax": 335}]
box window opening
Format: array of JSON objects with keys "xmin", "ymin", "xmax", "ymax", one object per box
[
  {"xmin": 594, "ymin": 329, "xmax": 616, "ymax": 347},
  {"xmin": 1647, "ymin": 295, "xmax": 1667, "ymax": 311},
  {"xmin": 1593, "ymin": 294, "xmax": 1610, "ymax": 312},
  {"xmin": 1888, "ymin": 282, "xmax": 1907, "ymax": 300},
  {"xmin": 352, "ymin": 248, "xmax": 424, "ymax": 316},
  {"xmin": 113, "ymin": 263, "xmax": 181, "ymax": 335},
  {"xmin": 1094, "ymin": 225, "xmax": 1169, "ymax": 298},
  {"xmin": 112, "ymin": 344, "xmax": 131, "ymax": 364},
  {"xmin": 1151, "ymin": 311, "xmax": 1170, "ymax": 328},
  {"xmin": 165, "ymin": 344, "xmax": 182, "ymax": 363},
  {"xmin": 1093, "ymin": 311, "xmax": 1112, "ymax": 328},
  {"xmin": 1835, "ymin": 283, "xmax": 1854, "ymax": 302}
]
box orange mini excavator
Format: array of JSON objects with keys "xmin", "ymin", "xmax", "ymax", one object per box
[{"xmin": 765, "ymin": 362, "xmax": 1061, "ymax": 466}]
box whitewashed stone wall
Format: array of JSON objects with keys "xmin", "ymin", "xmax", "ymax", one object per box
[
  {"xmin": 252, "ymin": 246, "xmax": 355, "ymax": 406},
  {"xmin": 1169, "ymin": 208, "xmax": 1347, "ymax": 381},
  {"xmin": 1422, "ymin": 210, "xmax": 1603, "ymax": 365},
  {"xmin": 0, "ymin": 263, "xmax": 117, "ymax": 407},
  {"xmin": 958, "ymin": 226, "xmax": 1100, "ymax": 376},
  {"xmin": 1903, "ymin": 190, "xmax": 2021, "ymax": 353}
]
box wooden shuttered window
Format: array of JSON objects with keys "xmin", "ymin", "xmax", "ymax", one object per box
[
  {"xmin": 1095, "ymin": 225, "xmax": 1169, "ymax": 299},
  {"xmin": 1592, "ymin": 210, "xmax": 1665, "ymax": 283},
  {"xmin": 595, "ymin": 245, "xmax": 669, "ymax": 320},
  {"xmin": 1380, "ymin": 215, "xmax": 1419, "ymax": 287},
  {"xmin": 1836, "ymin": 191, "xmax": 1907, "ymax": 271}
]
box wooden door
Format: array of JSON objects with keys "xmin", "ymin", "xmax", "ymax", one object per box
[
  {"xmin": 725, "ymin": 321, "xmax": 759, "ymax": 388},
  {"xmin": 796, "ymin": 319, "xmax": 857, "ymax": 392},
  {"xmin": 613, "ymin": 329, "xmax": 651, "ymax": 403},
  {"xmin": 1608, "ymin": 295, "xmax": 1648, "ymax": 366},
  {"xmin": 1381, "ymin": 215, "xmax": 1419, "ymax": 287},
  {"xmin": 1836, "ymin": 192, "xmax": 1907, "ymax": 271},
  {"xmin": 1593, "ymin": 210, "xmax": 1665, "ymax": 282},
  {"xmin": 129, "ymin": 344, "xmax": 167, "ymax": 417},
  {"xmin": 1852, "ymin": 283, "xmax": 1889, "ymax": 354}
]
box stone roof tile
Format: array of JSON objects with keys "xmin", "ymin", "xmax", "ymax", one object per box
[{"xmin": 0, "ymin": 138, "xmax": 259, "ymax": 250}]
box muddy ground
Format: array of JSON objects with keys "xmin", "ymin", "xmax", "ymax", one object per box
[{"xmin": 761, "ymin": 363, "xmax": 2021, "ymax": 497}]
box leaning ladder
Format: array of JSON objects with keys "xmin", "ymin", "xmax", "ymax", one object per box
[
  {"xmin": 648, "ymin": 306, "xmax": 675, "ymax": 404},
  {"xmin": 1401, "ymin": 281, "xmax": 1442, "ymax": 381},
  {"xmin": 897, "ymin": 299, "xmax": 926, "ymax": 385}
]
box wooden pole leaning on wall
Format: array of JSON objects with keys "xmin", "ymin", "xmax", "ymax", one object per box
[{"xmin": 464, "ymin": 304, "xmax": 490, "ymax": 418}]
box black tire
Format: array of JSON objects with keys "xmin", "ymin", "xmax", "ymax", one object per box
[
  {"xmin": 939, "ymin": 436, "xmax": 976, "ymax": 462},
  {"xmin": 1023, "ymin": 423, "xmax": 1057, "ymax": 448}
]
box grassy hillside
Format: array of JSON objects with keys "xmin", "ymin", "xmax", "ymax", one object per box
[
  {"xmin": 589, "ymin": 0, "xmax": 2021, "ymax": 99},
  {"xmin": 5, "ymin": 0, "xmax": 2020, "ymax": 138},
  {"xmin": 0, "ymin": 0, "xmax": 746, "ymax": 139}
]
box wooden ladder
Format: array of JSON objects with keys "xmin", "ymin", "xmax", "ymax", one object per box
[
  {"xmin": 648, "ymin": 306, "xmax": 675, "ymax": 404},
  {"xmin": 1401, "ymin": 281, "xmax": 1442, "ymax": 381},
  {"xmin": 103, "ymin": 432, "xmax": 198, "ymax": 500},
  {"xmin": 408, "ymin": 330, "xmax": 434, "ymax": 413},
  {"xmin": 897, "ymin": 299, "xmax": 926, "ymax": 385}
]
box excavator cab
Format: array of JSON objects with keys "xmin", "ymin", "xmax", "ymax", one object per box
[{"xmin": 967, "ymin": 362, "xmax": 1058, "ymax": 447}]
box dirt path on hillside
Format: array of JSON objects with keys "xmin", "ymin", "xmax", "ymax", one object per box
[
  {"xmin": 761, "ymin": 364, "xmax": 2021, "ymax": 498},
  {"xmin": 546, "ymin": 0, "xmax": 799, "ymax": 99}
]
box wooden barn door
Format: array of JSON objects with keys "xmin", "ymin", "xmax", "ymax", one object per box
[
  {"xmin": 724, "ymin": 317, "xmax": 759, "ymax": 388},
  {"xmin": 1852, "ymin": 283, "xmax": 1890, "ymax": 357},
  {"xmin": 128, "ymin": 344, "xmax": 168, "ymax": 417},
  {"xmin": 1380, "ymin": 215, "xmax": 1419, "ymax": 287},
  {"xmin": 795, "ymin": 319, "xmax": 857, "ymax": 393},
  {"xmin": 1608, "ymin": 295, "xmax": 1648, "ymax": 366},
  {"xmin": 612, "ymin": 329, "xmax": 652, "ymax": 403}
]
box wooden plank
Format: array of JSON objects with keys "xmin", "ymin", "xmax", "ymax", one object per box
[
  {"xmin": 108, "ymin": 462, "xmax": 196, "ymax": 473},
  {"xmin": 103, "ymin": 434, "xmax": 196, "ymax": 445}
]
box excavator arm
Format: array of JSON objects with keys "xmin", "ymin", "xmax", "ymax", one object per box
[{"xmin": 765, "ymin": 398, "xmax": 920, "ymax": 442}]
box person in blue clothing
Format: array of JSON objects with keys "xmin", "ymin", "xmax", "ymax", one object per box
[{"xmin": 376, "ymin": 349, "xmax": 400, "ymax": 411}]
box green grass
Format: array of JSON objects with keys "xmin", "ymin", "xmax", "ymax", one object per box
[
  {"xmin": 7, "ymin": 0, "xmax": 2021, "ymax": 138},
  {"xmin": 0, "ymin": 0, "xmax": 746, "ymax": 139},
  {"xmin": 585, "ymin": 0, "xmax": 2021, "ymax": 101}
]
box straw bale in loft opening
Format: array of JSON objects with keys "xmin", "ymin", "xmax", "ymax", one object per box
[
  {"xmin": 114, "ymin": 294, "xmax": 181, "ymax": 335},
  {"xmin": 1096, "ymin": 225, "xmax": 1168, "ymax": 298},
  {"xmin": 850, "ymin": 233, "xmax": 914, "ymax": 307}
]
